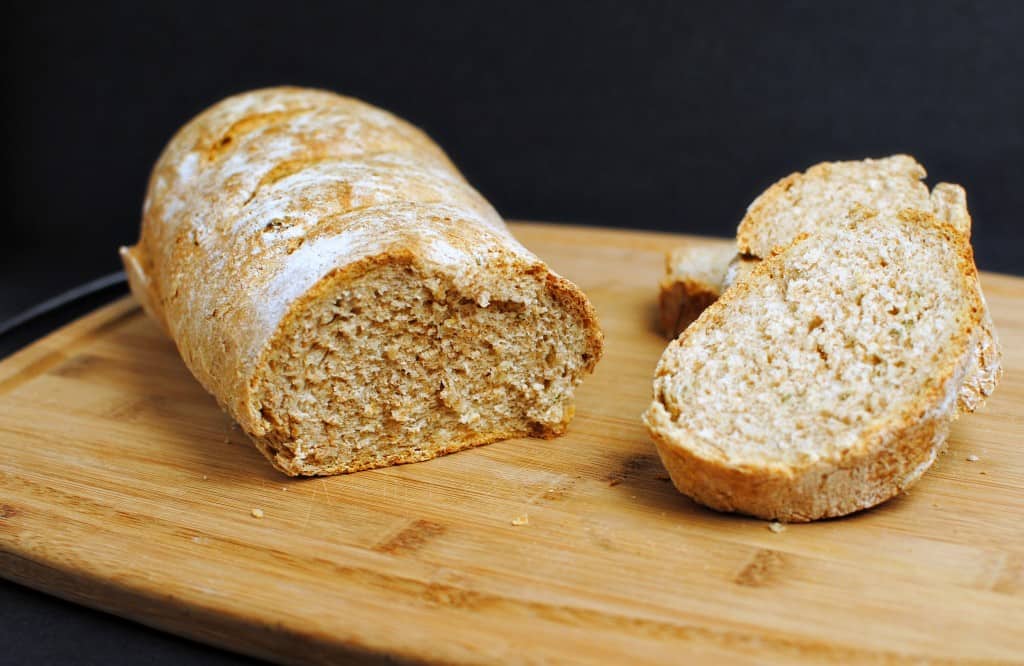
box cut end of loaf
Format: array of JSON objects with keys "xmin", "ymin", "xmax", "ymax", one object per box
[
  {"xmin": 246, "ymin": 253, "xmax": 601, "ymax": 476},
  {"xmin": 645, "ymin": 208, "xmax": 986, "ymax": 521}
]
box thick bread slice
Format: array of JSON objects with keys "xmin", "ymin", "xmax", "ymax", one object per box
[
  {"xmin": 121, "ymin": 87, "xmax": 603, "ymax": 476},
  {"xmin": 658, "ymin": 241, "xmax": 735, "ymax": 337},
  {"xmin": 733, "ymin": 155, "xmax": 997, "ymax": 413},
  {"xmin": 644, "ymin": 207, "xmax": 986, "ymax": 522},
  {"xmin": 737, "ymin": 154, "xmax": 971, "ymax": 257},
  {"xmin": 658, "ymin": 156, "xmax": 973, "ymax": 340}
]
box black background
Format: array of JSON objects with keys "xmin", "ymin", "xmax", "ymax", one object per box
[{"xmin": 2, "ymin": 1, "xmax": 1023, "ymax": 663}]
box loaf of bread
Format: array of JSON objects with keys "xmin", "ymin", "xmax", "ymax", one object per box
[
  {"xmin": 645, "ymin": 206, "xmax": 992, "ymax": 521},
  {"xmin": 120, "ymin": 87, "xmax": 603, "ymax": 476}
]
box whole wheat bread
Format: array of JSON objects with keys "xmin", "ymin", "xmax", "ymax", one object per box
[
  {"xmin": 645, "ymin": 206, "xmax": 991, "ymax": 521},
  {"xmin": 737, "ymin": 154, "xmax": 971, "ymax": 255},
  {"xmin": 659, "ymin": 156, "xmax": 973, "ymax": 338},
  {"xmin": 120, "ymin": 87, "xmax": 603, "ymax": 476},
  {"xmin": 656, "ymin": 156, "xmax": 1000, "ymax": 414}
]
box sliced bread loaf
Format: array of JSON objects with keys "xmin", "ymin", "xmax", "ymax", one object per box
[{"xmin": 644, "ymin": 207, "xmax": 987, "ymax": 521}]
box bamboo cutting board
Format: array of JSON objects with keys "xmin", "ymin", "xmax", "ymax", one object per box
[{"xmin": 0, "ymin": 223, "xmax": 1022, "ymax": 664}]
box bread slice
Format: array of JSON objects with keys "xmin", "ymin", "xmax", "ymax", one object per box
[
  {"xmin": 658, "ymin": 241, "xmax": 735, "ymax": 337},
  {"xmin": 737, "ymin": 154, "xmax": 971, "ymax": 257},
  {"xmin": 734, "ymin": 155, "xmax": 997, "ymax": 414},
  {"xmin": 644, "ymin": 207, "xmax": 988, "ymax": 522},
  {"xmin": 660, "ymin": 156, "xmax": 998, "ymax": 412},
  {"xmin": 658, "ymin": 156, "xmax": 973, "ymax": 339}
]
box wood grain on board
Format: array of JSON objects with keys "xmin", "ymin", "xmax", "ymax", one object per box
[{"xmin": 0, "ymin": 223, "xmax": 1022, "ymax": 664}]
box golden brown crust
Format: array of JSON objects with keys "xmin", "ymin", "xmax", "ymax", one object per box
[
  {"xmin": 650, "ymin": 408, "xmax": 951, "ymax": 522},
  {"xmin": 254, "ymin": 419, "xmax": 573, "ymax": 477},
  {"xmin": 645, "ymin": 208, "xmax": 986, "ymax": 521}
]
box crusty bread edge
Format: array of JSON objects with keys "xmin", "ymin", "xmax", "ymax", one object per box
[{"xmin": 646, "ymin": 401, "xmax": 954, "ymax": 522}]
